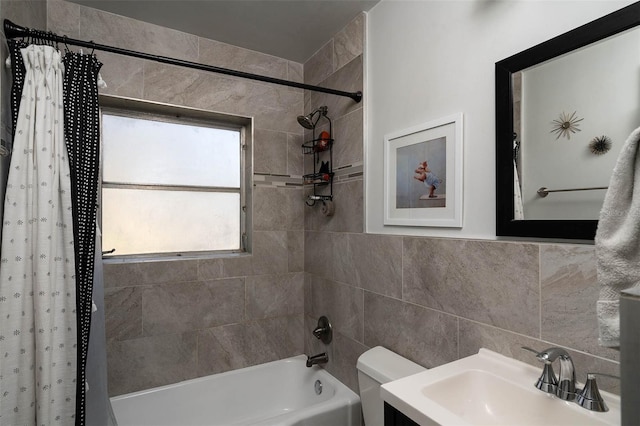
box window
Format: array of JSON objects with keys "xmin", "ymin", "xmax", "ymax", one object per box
[{"xmin": 100, "ymin": 98, "xmax": 249, "ymax": 257}]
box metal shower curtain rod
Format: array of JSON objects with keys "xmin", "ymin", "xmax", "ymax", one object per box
[{"xmin": 3, "ymin": 19, "xmax": 363, "ymax": 103}]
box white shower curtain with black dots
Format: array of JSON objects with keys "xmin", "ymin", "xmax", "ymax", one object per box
[{"xmin": 0, "ymin": 44, "xmax": 78, "ymax": 426}]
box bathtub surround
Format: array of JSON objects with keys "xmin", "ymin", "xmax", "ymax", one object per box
[
  {"xmin": 101, "ymin": 246, "xmax": 305, "ymax": 394},
  {"xmin": 0, "ymin": 0, "xmax": 622, "ymax": 403},
  {"xmin": 42, "ymin": 0, "xmax": 305, "ymax": 395}
]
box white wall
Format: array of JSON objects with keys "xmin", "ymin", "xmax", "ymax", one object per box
[{"xmin": 365, "ymin": 0, "xmax": 635, "ymax": 239}]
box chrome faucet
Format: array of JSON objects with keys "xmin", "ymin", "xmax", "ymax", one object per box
[
  {"xmin": 523, "ymin": 346, "xmax": 612, "ymax": 412},
  {"xmin": 523, "ymin": 346, "xmax": 576, "ymax": 400},
  {"xmin": 538, "ymin": 347, "xmax": 576, "ymax": 400},
  {"xmin": 306, "ymin": 352, "xmax": 328, "ymax": 368}
]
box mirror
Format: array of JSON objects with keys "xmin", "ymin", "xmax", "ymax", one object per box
[{"xmin": 496, "ymin": 2, "xmax": 640, "ymax": 240}]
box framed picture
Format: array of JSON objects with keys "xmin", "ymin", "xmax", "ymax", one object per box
[{"xmin": 384, "ymin": 113, "xmax": 463, "ymax": 227}]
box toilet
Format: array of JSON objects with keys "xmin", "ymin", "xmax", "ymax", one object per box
[{"xmin": 357, "ymin": 346, "xmax": 426, "ymax": 426}]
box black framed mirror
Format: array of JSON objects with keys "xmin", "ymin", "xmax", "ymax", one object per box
[{"xmin": 495, "ymin": 2, "xmax": 640, "ymax": 240}]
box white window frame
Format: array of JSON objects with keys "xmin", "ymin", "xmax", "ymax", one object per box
[{"xmin": 98, "ymin": 95, "xmax": 252, "ymax": 260}]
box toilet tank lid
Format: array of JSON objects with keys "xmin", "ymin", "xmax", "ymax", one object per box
[{"xmin": 356, "ymin": 346, "xmax": 426, "ymax": 384}]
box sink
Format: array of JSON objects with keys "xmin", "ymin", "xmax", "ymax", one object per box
[{"xmin": 380, "ymin": 349, "xmax": 620, "ymax": 426}]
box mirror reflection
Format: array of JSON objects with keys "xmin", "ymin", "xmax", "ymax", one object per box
[
  {"xmin": 513, "ymin": 27, "xmax": 639, "ymax": 221},
  {"xmin": 496, "ymin": 2, "xmax": 640, "ymax": 240}
]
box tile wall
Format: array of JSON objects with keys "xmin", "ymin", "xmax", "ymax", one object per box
[
  {"xmin": 302, "ymin": 14, "xmax": 621, "ymax": 396},
  {"xmin": 45, "ymin": 0, "xmax": 307, "ymax": 395}
]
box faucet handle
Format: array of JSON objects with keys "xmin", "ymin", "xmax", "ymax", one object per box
[
  {"xmin": 521, "ymin": 346, "xmax": 544, "ymax": 360},
  {"xmin": 312, "ymin": 316, "xmax": 332, "ymax": 344},
  {"xmin": 583, "ymin": 372, "xmax": 620, "ymax": 380},
  {"xmin": 521, "ymin": 346, "xmax": 558, "ymax": 393},
  {"xmin": 536, "ymin": 364, "xmax": 559, "ymax": 394},
  {"xmin": 576, "ymin": 373, "xmax": 611, "ymax": 412}
]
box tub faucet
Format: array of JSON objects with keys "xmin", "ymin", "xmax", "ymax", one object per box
[
  {"xmin": 523, "ymin": 346, "xmax": 576, "ymax": 400},
  {"xmin": 306, "ymin": 352, "xmax": 328, "ymax": 368},
  {"xmin": 313, "ymin": 326, "xmax": 327, "ymax": 339},
  {"xmin": 312, "ymin": 316, "xmax": 332, "ymax": 344}
]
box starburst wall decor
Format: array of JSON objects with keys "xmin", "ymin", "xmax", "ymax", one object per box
[
  {"xmin": 589, "ymin": 135, "xmax": 612, "ymax": 155},
  {"xmin": 551, "ymin": 111, "xmax": 583, "ymax": 140}
]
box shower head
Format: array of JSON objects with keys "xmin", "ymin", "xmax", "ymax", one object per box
[
  {"xmin": 297, "ymin": 114, "xmax": 315, "ymax": 129},
  {"xmin": 296, "ymin": 106, "xmax": 329, "ymax": 130}
]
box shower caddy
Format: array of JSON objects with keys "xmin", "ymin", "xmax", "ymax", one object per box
[{"xmin": 302, "ymin": 124, "xmax": 334, "ymax": 206}]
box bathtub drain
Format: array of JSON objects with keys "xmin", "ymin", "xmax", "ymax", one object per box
[{"xmin": 314, "ymin": 379, "xmax": 323, "ymax": 395}]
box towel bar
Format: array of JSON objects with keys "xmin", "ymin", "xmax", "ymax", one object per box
[{"xmin": 537, "ymin": 186, "xmax": 608, "ymax": 197}]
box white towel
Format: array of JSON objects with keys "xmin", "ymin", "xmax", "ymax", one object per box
[{"xmin": 595, "ymin": 126, "xmax": 640, "ymax": 348}]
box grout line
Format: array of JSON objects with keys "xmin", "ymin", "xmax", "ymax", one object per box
[
  {"xmin": 194, "ymin": 329, "xmax": 199, "ymax": 373},
  {"xmin": 139, "ymin": 288, "xmax": 144, "ymax": 338},
  {"xmin": 539, "ymin": 245, "xmax": 542, "ymax": 340},
  {"xmin": 401, "ymin": 236, "xmax": 404, "ymax": 301},
  {"xmin": 141, "ymin": 57, "xmax": 145, "ymax": 98},
  {"xmin": 361, "ymin": 286, "xmax": 365, "ymax": 344},
  {"xmin": 243, "ymin": 278, "xmax": 248, "ymax": 322},
  {"xmin": 196, "ymin": 35, "xmax": 200, "ymax": 63},
  {"xmin": 456, "ymin": 317, "xmax": 460, "ymax": 360},
  {"xmin": 331, "ymin": 39, "xmax": 336, "ymax": 75}
]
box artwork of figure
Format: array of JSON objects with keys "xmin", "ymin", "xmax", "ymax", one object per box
[
  {"xmin": 395, "ymin": 136, "xmax": 446, "ymax": 209},
  {"xmin": 413, "ymin": 160, "xmax": 440, "ymax": 198}
]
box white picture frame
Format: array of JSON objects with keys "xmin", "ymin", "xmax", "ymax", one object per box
[{"xmin": 384, "ymin": 113, "xmax": 463, "ymax": 227}]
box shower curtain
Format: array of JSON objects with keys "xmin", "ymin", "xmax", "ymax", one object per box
[
  {"xmin": 0, "ymin": 44, "xmax": 78, "ymax": 425},
  {"xmin": 63, "ymin": 50, "xmax": 103, "ymax": 426},
  {"xmin": 1, "ymin": 40, "xmax": 107, "ymax": 425},
  {"xmin": 86, "ymin": 225, "xmax": 119, "ymax": 426}
]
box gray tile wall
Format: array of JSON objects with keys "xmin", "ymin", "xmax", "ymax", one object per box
[
  {"xmin": 303, "ymin": 13, "xmax": 621, "ymax": 397},
  {"xmin": 306, "ymin": 232, "xmax": 621, "ymax": 395},
  {"xmin": 46, "ymin": 0, "xmax": 306, "ymax": 396}
]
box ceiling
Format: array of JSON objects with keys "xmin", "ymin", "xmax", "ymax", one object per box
[{"xmin": 68, "ymin": 0, "xmax": 380, "ymax": 63}]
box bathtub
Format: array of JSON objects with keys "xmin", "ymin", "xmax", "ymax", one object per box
[{"xmin": 110, "ymin": 355, "xmax": 362, "ymax": 426}]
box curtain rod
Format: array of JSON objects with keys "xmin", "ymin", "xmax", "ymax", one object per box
[{"xmin": 3, "ymin": 19, "xmax": 363, "ymax": 103}]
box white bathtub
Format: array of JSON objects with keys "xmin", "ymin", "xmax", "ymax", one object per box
[{"xmin": 110, "ymin": 355, "xmax": 362, "ymax": 426}]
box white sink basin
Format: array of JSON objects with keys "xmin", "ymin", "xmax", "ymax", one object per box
[{"xmin": 381, "ymin": 349, "xmax": 620, "ymax": 426}]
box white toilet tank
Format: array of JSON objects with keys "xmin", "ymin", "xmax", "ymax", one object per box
[{"xmin": 356, "ymin": 346, "xmax": 426, "ymax": 426}]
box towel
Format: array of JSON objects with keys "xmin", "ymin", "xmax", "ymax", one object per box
[{"xmin": 595, "ymin": 126, "xmax": 640, "ymax": 348}]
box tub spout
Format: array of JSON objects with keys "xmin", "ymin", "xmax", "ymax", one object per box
[{"xmin": 306, "ymin": 352, "xmax": 328, "ymax": 368}]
